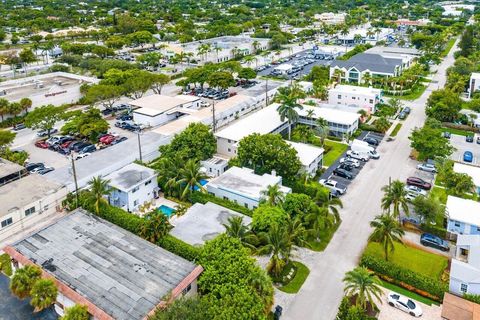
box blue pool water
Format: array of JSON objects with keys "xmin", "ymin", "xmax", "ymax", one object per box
[
  {"xmin": 193, "ymin": 179, "xmax": 208, "ymax": 191},
  {"xmin": 158, "ymin": 205, "xmax": 176, "ymax": 217}
]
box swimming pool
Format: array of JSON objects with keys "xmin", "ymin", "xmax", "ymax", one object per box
[{"xmin": 158, "ymin": 205, "xmax": 176, "ymax": 217}]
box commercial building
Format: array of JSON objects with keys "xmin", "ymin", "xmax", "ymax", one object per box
[
  {"xmin": 286, "ymin": 141, "xmax": 324, "ymax": 176},
  {"xmin": 328, "ymin": 85, "xmax": 382, "ymax": 113},
  {"xmin": 0, "ymin": 158, "xmax": 67, "ymax": 246},
  {"xmin": 329, "ymin": 53, "xmax": 403, "ymax": 84},
  {"xmin": 469, "ymin": 73, "xmax": 480, "ymax": 98},
  {"xmin": 446, "ymin": 196, "xmax": 480, "ymax": 236},
  {"xmin": 313, "ymin": 12, "xmax": 347, "ymax": 25},
  {"xmin": 205, "ymin": 166, "xmax": 291, "ymax": 210},
  {"xmin": 454, "ymin": 163, "xmax": 480, "ymax": 194},
  {"xmin": 131, "ymin": 94, "xmax": 201, "ymax": 128},
  {"xmin": 4, "ymin": 209, "xmax": 203, "ymax": 319},
  {"xmin": 105, "ymin": 163, "xmax": 159, "ymax": 213},
  {"xmin": 334, "ymin": 27, "xmax": 394, "ymax": 46},
  {"xmin": 450, "ymin": 234, "xmax": 480, "ymax": 296},
  {"xmin": 365, "ymin": 46, "xmax": 419, "ymax": 69},
  {"xmin": 170, "ymin": 202, "xmax": 252, "ymax": 246},
  {"xmin": 393, "ymin": 19, "xmax": 430, "ymax": 27}
]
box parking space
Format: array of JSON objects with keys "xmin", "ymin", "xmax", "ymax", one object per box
[
  {"xmin": 449, "ymin": 133, "xmax": 480, "ymax": 166},
  {"xmin": 377, "ymin": 288, "xmax": 442, "ymax": 320}
]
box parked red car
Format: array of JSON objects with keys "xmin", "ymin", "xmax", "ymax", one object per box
[
  {"xmin": 406, "ymin": 177, "xmax": 432, "ymax": 190},
  {"xmin": 35, "ymin": 140, "xmax": 49, "ymax": 149},
  {"xmin": 61, "ymin": 140, "xmax": 75, "ymax": 149},
  {"xmin": 99, "ymin": 134, "xmax": 115, "ymax": 145}
]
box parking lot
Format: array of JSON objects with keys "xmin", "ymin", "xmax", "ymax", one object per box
[
  {"xmin": 377, "ymin": 288, "xmax": 442, "ymax": 320},
  {"xmin": 449, "ymin": 133, "xmax": 480, "ymax": 166},
  {"xmin": 320, "ymin": 132, "xmax": 385, "ymax": 193}
]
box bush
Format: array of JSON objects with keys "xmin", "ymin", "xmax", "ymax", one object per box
[
  {"xmin": 0, "ymin": 115, "xmax": 26, "ymax": 128},
  {"xmin": 189, "ymin": 192, "xmax": 253, "ymax": 216},
  {"xmin": 420, "ymin": 223, "xmax": 447, "ymax": 238},
  {"xmin": 327, "ymin": 135, "xmax": 343, "ymax": 142},
  {"xmin": 464, "ymin": 293, "xmax": 480, "ymax": 304},
  {"xmin": 359, "ymin": 123, "xmax": 384, "ymax": 133},
  {"xmin": 442, "ymin": 122, "xmax": 480, "ymax": 133},
  {"xmin": 157, "ymin": 235, "xmax": 202, "ymax": 262},
  {"xmin": 360, "ymin": 254, "xmax": 447, "ymax": 301}
]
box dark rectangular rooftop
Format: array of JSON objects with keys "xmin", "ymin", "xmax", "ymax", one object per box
[{"xmin": 11, "ymin": 209, "xmax": 197, "ymax": 320}]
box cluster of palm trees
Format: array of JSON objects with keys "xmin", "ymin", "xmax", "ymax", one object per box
[
  {"xmin": 223, "ymin": 183, "xmax": 342, "ymax": 278},
  {"xmin": 0, "ymin": 97, "xmax": 32, "ymax": 122},
  {"xmin": 276, "ymin": 83, "xmax": 307, "ymax": 140}
]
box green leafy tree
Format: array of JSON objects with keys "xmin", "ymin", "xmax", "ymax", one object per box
[
  {"xmin": 283, "ymin": 193, "xmax": 315, "ymax": 218},
  {"xmin": 149, "ymin": 298, "xmax": 209, "ymax": 320},
  {"xmin": 30, "ymin": 279, "xmax": 58, "ymax": 312},
  {"xmin": 409, "ymin": 125, "xmax": 453, "ymax": 161},
  {"xmin": 238, "ymin": 67, "xmax": 257, "ymax": 80},
  {"xmin": 446, "ymin": 172, "xmax": 475, "ymax": 197},
  {"xmin": 177, "ymin": 160, "xmax": 208, "ymax": 200},
  {"xmin": 19, "ymin": 48, "xmax": 36, "ymax": 74},
  {"xmin": 61, "ymin": 108, "xmax": 109, "ymax": 141},
  {"xmin": 24, "ymin": 105, "xmax": 65, "ymax": 137},
  {"xmin": 258, "ymin": 224, "xmax": 291, "ymax": 277},
  {"xmin": 10, "ymin": 265, "xmax": 42, "ymax": 299},
  {"xmin": 87, "ymin": 176, "xmax": 111, "ymax": 214},
  {"xmin": 85, "ymin": 84, "xmax": 123, "ymax": 109},
  {"xmin": 252, "ymin": 204, "xmax": 288, "ymax": 233},
  {"xmin": 139, "ymin": 211, "xmax": 172, "ymax": 243},
  {"xmin": 381, "ymin": 180, "xmax": 409, "ymax": 220},
  {"xmin": 19, "ymin": 98, "xmax": 32, "ymax": 114},
  {"xmin": 412, "ymin": 195, "xmax": 444, "ymax": 225},
  {"xmin": 374, "ymin": 117, "xmax": 390, "ymax": 133},
  {"xmin": 426, "ymin": 89, "xmax": 462, "ymax": 122},
  {"xmin": 369, "ymin": 214, "xmax": 405, "ymax": 261},
  {"xmin": 0, "ymin": 98, "xmax": 10, "ymax": 121},
  {"xmin": 223, "ymin": 216, "xmax": 257, "ymax": 249},
  {"xmin": 343, "ymin": 267, "xmax": 383, "ymax": 310},
  {"xmin": 60, "ymin": 304, "xmax": 89, "ymax": 320},
  {"xmin": 235, "ymin": 133, "xmax": 302, "ymax": 181},
  {"xmin": 151, "ymin": 73, "xmax": 170, "ymax": 94},
  {"xmin": 207, "ymin": 71, "xmax": 236, "ymax": 89},
  {"xmin": 0, "ymin": 130, "xmax": 16, "ymax": 151}
]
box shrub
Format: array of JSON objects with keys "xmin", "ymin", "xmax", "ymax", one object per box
[
  {"xmin": 360, "ymin": 254, "xmax": 447, "ymax": 301},
  {"xmin": 442, "ymin": 122, "xmax": 480, "ymax": 133},
  {"xmin": 189, "ymin": 192, "xmax": 253, "ymax": 216},
  {"xmin": 0, "ymin": 115, "xmax": 26, "ymax": 128},
  {"xmin": 464, "ymin": 293, "xmax": 480, "ymax": 304},
  {"xmin": 157, "ymin": 235, "xmax": 202, "ymax": 262},
  {"xmin": 420, "ymin": 223, "xmax": 447, "ymax": 239}
]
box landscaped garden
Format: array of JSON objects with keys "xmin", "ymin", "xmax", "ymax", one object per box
[
  {"xmin": 275, "ymin": 261, "xmax": 310, "ymax": 294},
  {"xmin": 323, "ymin": 140, "xmax": 348, "ymax": 167}
]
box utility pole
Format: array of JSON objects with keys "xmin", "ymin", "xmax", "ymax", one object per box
[
  {"xmin": 212, "ymin": 99, "xmax": 216, "ymax": 132},
  {"xmin": 265, "ymin": 78, "xmax": 269, "ymax": 106},
  {"xmin": 70, "ymin": 155, "xmax": 79, "ymax": 207},
  {"xmin": 137, "ymin": 130, "xmax": 143, "ymax": 163}
]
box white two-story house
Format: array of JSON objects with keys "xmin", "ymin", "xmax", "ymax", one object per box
[
  {"xmin": 450, "ymin": 234, "xmax": 480, "ymax": 296},
  {"xmin": 446, "ymin": 196, "xmax": 480, "ymax": 236}
]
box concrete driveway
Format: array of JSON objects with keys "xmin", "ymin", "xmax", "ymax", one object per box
[
  {"xmin": 449, "ymin": 133, "xmax": 480, "ymax": 166},
  {"xmin": 282, "ymin": 39, "xmax": 460, "ymax": 320},
  {"xmin": 377, "ymin": 288, "xmax": 442, "ymax": 320}
]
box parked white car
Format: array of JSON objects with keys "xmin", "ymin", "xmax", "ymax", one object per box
[
  {"xmin": 387, "ymin": 292, "xmax": 423, "ymax": 317},
  {"xmin": 404, "ymin": 185, "xmax": 427, "ymax": 196},
  {"xmin": 346, "ymin": 150, "xmax": 369, "ymax": 162},
  {"xmin": 417, "ymin": 163, "xmax": 436, "ymax": 173},
  {"xmin": 339, "ymin": 157, "xmax": 360, "ymax": 168}
]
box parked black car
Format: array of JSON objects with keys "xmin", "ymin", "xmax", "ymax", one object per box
[
  {"xmin": 466, "ymin": 135, "xmax": 474, "ymax": 143},
  {"xmin": 420, "ymin": 233, "xmax": 449, "ymax": 252},
  {"xmin": 71, "ymin": 142, "xmax": 90, "ymax": 152},
  {"xmin": 79, "ymin": 145, "xmax": 96, "ymax": 154},
  {"xmin": 338, "ymin": 163, "xmax": 354, "ymax": 171},
  {"xmin": 25, "ymin": 162, "xmax": 44, "ymax": 172},
  {"xmin": 363, "ymin": 137, "xmax": 379, "ymax": 146},
  {"xmin": 333, "ymin": 168, "xmax": 353, "ymax": 179}
]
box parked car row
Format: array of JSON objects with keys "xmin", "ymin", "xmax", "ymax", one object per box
[
  {"xmin": 183, "ymin": 87, "xmax": 231, "ymax": 100},
  {"xmin": 25, "ymin": 162, "xmax": 54, "ymax": 175},
  {"xmin": 102, "ymin": 104, "xmax": 131, "ymax": 116},
  {"xmin": 115, "ymin": 121, "xmax": 141, "ymax": 131}
]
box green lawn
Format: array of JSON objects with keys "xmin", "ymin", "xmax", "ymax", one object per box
[
  {"xmin": 323, "ymin": 140, "xmax": 348, "ymax": 167},
  {"xmin": 441, "ymin": 127, "xmax": 471, "ymax": 137},
  {"xmin": 277, "ymin": 261, "xmax": 310, "ymax": 294},
  {"xmin": 380, "ymin": 280, "xmax": 439, "ymax": 306},
  {"xmin": 307, "ymin": 221, "xmax": 341, "ymax": 252},
  {"xmin": 383, "ymin": 84, "xmax": 427, "ymax": 101},
  {"xmin": 441, "ymin": 38, "xmax": 456, "ymax": 57},
  {"xmin": 364, "ymin": 242, "xmax": 448, "ymax": 280},
  {"xmin": 390, "ymin": 123, "xmax": 402, "ymax": 137}
]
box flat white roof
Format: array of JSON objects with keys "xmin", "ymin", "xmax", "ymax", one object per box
[
  {"xmin": 287, "ymin": 141, "xmax": 324, "ymax": 166},
  {"xmin": 454, "ymin": 163, "xmax": 480, "ymax": 187},
  {"xmin": 206, "ymin": 166, "xmax": 290, "ymax": 201},
  {"xmin": 299, "ymin": 105, "xmax": 360, "ymax": 126},
  {"xmin": 447, "ymin": 196, "xmax": 480, "ymax": 227},
  {"xmin": 471, "ymin": 73, "xmax": 480, "ymax": 80},
  {"xmin": 105, "ymin": 163, "xmax": 156, "ymax": 192},
  {"xmin": 330, "ymin": 85, "xmax": 381, "ymax": 95},
  {"xmin": 130, "ymin": 94, "xmax": 196, "ymax": 116},
  {"xmin": 275, "ymin": 64, "xmax": 293, "ymax": 71},
  {"xmin": 214, "ymin": 103, "xmax": 286, "ymax": 142}
]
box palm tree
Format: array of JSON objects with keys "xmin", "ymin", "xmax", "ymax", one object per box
[
  {"xmin": 139, "ymin": 211, "xmax": 172, "ymax": 243},
  {"xmin": 343, "ymin": 267, "xmax": 383, "ymax": 310},
  {"xmin": 306, "ymin": 109, "xmax": 315, "ymax": 122},
  {"xmin": 260, "ymin": 184, "xmax": 285, "ymax": 206},
  {"xmin": 223, "ymin": 216, "xmax": 257, "ymax": 249},
  {"xmin": 252, "ymin": 40, "xmax": 260, "ymax": 54},
  {"xmin": 87, "ymin": 176, "xmax": 111, "ymax": 214},
  {"xmin": 295, "ymin": 125, "xmax": 313, "ymax": 143},
  {"xmin": 276, "ymin": 85, "xmax": 305, "ymax": 139},
  {"xmin": 285, "ymin": 215, "xmax": 309, "ymax": 248},
  {"xmin": 10, "ymin": 265, "xmax": 42, "ymax": 299},
  {"xmin": 258, "ymin": 224, "xmax": 291, "ymax": 277},
  {"xmin": 177, "ymin": 159, "xmax": 208, "ymax": 200},
  {"xmin": 315, "ymin": 190, "xmax": 343, "ymax": 224},
  {"xmin": 30, "ymin": 279, "xmax": 58, "ymax": 312},
  {"xmin": 369, "ymin": 214, "xmax": 405, "ymax": 261},
  {"xmin": 381, "ymin": 180, "xmax": 409, "ymax": 220},
  {"xmin": 314, "ymin": 117, "xmax": 329, "ymax": 145}
]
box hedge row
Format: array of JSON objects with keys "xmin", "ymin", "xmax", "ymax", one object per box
[
  {"xmin": 360, "ymin": 254, "xmax": 448, "ymax": 301},
  {"xmin": 157, "ymin": 235, "xmax": 201, "ymax": 262},
  {"xmin": 359, "ymin": 123, "xmax": 384, "ymax": 133},
  {"xmin": 420, "ymin": 223, "xmax": 447, "ymax": 239},
  {"xmin": 189, "ymin": 192, "xmax": 253, "ymax": 217},
  {"xmin": 442, "ymin": 122, "xmax": 480, "ymax": 133}
]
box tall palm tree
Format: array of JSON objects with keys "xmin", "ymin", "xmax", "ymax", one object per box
[
  {"xmin": 381, "ymin": 180, "xmax": 409, "ymax": 220},
  {"xmin": 260, "ymin": 184, "xmax": 285, "ymax": 206},
  {"xmin": 369, "ymin": 214, "xmax": 405, "ymax": 262},
  {"xmin": 314, "ymin": 117, "xmax": 329, "ymax": 145},
  {"xmin": 139, "ymin": 211, "xmax": 172, "ymax": 243},
  {"xmin": 177, "ymin": 159, "xmax": 208, "ymax": 200},
  {"xmin": 315, "ymin": 190, "xmax": 343, "ymax": 224},
  {"xmin": 258, "ymin": 224, "xmax": 291, "ymax": 277},
  {"xmin": 306, "ymin": 208, "xmax": 333, "ymax": 242},
  {"xmin": 87, "ymin": 176, "xmax": 111, "ymax": 214},
  {"xmin": 343, "ymin": 267, "xmax": 383, "ymax": 310},
  {"xmin": 223, "ymin": 216, "xmax": 257, "ymax": 249},
  {"xmin": 30, "ymin": 279, "xmax": 58, "ymax": 312},
  {"xmin": 10, "ymin": 265, "xmax": 42, "ymax": 299},
  {"xmin": 285, "ymin": 215, "xmax": 309, "ymax": 248},
  {"xmin": 276, "ymin": 85, "xmax": 305, "ymax": 140},
  {"xmin": 295, "ymin": 125, "xmax": 312, "ymax": 143}
]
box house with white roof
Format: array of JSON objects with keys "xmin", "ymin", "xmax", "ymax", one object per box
[
  {"xmin": 328, "ymin": 85, "xmax": 382, "ymax": 113},
  {"xmin": 446, "ymin": 196, "xmax": 480, "ymax": 236},
  {"xmin": 450, "ymin": 234, "xmax": 480, "ymax": 296},
  {"xmin": 286, "ymin": 141, "xmax": 324, "ymax": 176},
  {"xmin": 298, "ymin": 105, "xmax": 360, "ymax": 137},
  {"xmin": 454, "ymin": 163, "xmax": 480, "ymax": 194},
  {"xmin": 106, "ymin": 163, "xmax": 158, "ymax": 213},
  {"xmin": 205, "ymin": 166, "xmax": 291, "ymax": 210},
  {"xmin": 131, "ymin": 94, "xmax": 201, "ymax": 127},
  {"xmin": 469, "ymin": 73, "xmax": 480, "ymax": 98}
]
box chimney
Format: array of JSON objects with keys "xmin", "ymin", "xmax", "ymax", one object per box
[{"xmin": 271, "ymin": 170, "xmax": 276, "ymax": 177}]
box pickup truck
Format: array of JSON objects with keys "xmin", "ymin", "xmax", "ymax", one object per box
[
  {"xmin": 346, "ymin": 150, "xmax": 369, "ymax": 162},
  {"xmin": 319, "ymin": 179, "xmax": 347, "ymax": 196}
]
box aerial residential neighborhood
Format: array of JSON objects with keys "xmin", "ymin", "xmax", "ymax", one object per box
[{"xmin": 0, "ymin": 1, "xmax": 479, "ymax": 320}]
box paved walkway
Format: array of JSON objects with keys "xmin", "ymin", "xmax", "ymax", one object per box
[{"xmin": 282, "ymin": 39, "xmax": 459, "ymax": 320}]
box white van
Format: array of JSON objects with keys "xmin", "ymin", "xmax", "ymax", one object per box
[{"xmin": 351, "ymin": 140, "xmax": 380, "ymax": 159}]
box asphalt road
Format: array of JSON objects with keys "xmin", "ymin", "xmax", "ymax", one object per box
[{"xmin": 282, "ymin": 39, "xmax": 459, "ymax": 320}]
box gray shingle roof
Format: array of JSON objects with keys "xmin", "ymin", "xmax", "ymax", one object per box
[
  {"xmin": 11, "ymin": 209, "xmax": 197, "ymax": 320},
  {"xmin": 331, "ymin": 53, "xmax": 403, "ymax": 74}
]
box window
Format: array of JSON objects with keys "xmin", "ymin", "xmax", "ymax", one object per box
[
  {"xmin": 25, "ymin": 207, "xmax": 35, "ymax": 216},
  {"xmin": 223, "ymin": 196, "xmax": 229, "ymax": 201},
  {"xmin": 244, "ymin": 203, "xmax": 249, "ymax": 208},
  {"xmin": 182, "ymin": 283, "xmax": 192, "ymax": 295},
  {"xmin": 352, "ymin": 97, "xmax": 356, "ymax": 100},
  {"xmin": 337, "ymin": 94, "xmax": 342, "ymax": 99},
  {"xmin": 228, "ymin": 148, "xmax": 231, "ymax": 152},
  {"xmin": 133, "ymin": 200, "xmax": 139, "ymax": 206},
  {"xmin": 132, "ymin": 186, "xmax": 139, "ymax": 193},
  {"xmin": 455, "ymin": 221, "xmax": 461, "ymax": 227},
  {"xmin": 1, "ymin": 218, "xmax": 13, "ymax": 228},
  {"xmin": 144, "ymin": 180, "xmax": 151, "ymax": 186},
  {"xmin": 461, "ymin": 283, "xmax": 468, "ymax": 293},
  {"xmin": 369, "ymin": 99, "xmax": 374, "ymax": 104}
]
